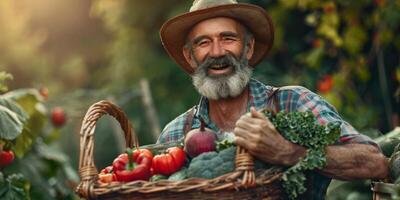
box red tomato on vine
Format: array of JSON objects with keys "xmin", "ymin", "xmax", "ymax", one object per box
[
  {"xmin": 0, "ymin": 150, "xmax": 14, "ymax": 167},
  {"xmin": 317, "ymin": 75, "xmax": 334, "ymax": 93},
  {"xmin": 51, "ymin": 107, "xmax": 66, "ymax": 127}
]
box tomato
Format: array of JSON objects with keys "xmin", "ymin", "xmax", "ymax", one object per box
[
  {"xmin": 101, "ymin": 165, "xmax": 113, "ymax": 174},
  {"xmin": 0, "ymin": 150, "xmax": 14, "ymax": 167},
  {"xmin": 133, "ymin": 148, "xmax": 153, "ymax": 160},
  {"xmin": 99, "ymin": 173, "xmax": 115, "ymax": 183},
  {"xmin": 39, "ymin": 87, "xmax": 49, "ymax": 99},
  {"xmin": 311, "ymin": 39, "xmax": 321, "ymax": 48},
  {"xmin": 150, "ymin": 167, "xmax": 155, "ymax": 176},
  {"xmin": 152, "ymin": 147, "xmax": 185, "ymax": 176},
  {"xmin": 99, "ymin": 165, "xmax": 117, "ymax": 183},
  {"xmin": 51, "ymin": 107, "xmax": 66, "ymax": 127},
  {"xmin": 317, "ymin": 75, "xmax": 333, "ymax": 93},
  {"xmin": 374, "ymin": 0, "xmax": 385, "ymax": 6}
]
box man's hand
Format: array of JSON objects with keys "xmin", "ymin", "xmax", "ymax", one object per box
[{"xmin": 233, "ymin": 107, "xmax": 306, "ymax": 166}]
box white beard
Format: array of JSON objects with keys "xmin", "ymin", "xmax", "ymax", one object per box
[{"xmin": 192, "ymin": 65, "xmax": 252, "ymax": 100}]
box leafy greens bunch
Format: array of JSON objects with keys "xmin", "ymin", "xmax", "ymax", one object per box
[{"xmin": 263, "ymin": 110, "xmax": 340, "ymax": 199}]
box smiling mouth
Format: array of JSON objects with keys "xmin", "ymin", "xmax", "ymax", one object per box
[
  {"xmin": 207, "ymin": 64, "xmax": 233, "ymax": 76},
  {"xmin": 208, "ymin": 64, "xmax": 230, "ymax": 70}
]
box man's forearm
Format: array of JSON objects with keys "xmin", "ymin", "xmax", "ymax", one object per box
[
  {"xmin": 285, "ymin": 143, "xmax": 389, "ymax": 180},
  {"xmin": 320, "ymin": 143, "xmax": 389, "ymax": 180}
]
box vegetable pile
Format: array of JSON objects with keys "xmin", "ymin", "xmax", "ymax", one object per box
[
  {"xmin": 264, "ymin": 110, "xmax": 340, "ymax": 199},
  {"xmin": 98, "ymin": 147, "xmax": 186, "ymax": 183},
  {"xmin": 97, "ymin": 110, "xmax": 340, "ymax": 200}
]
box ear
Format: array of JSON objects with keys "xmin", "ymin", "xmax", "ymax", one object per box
[
  {"xmin": 183, "ymin": 46, "xmax": 196, "ymax": 68},
  {"xmin": 245, "ymin": 37, "xmax": 255, "ymax": 60}
]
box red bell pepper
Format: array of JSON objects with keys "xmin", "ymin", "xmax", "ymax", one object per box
[{"xmin": 112, "ymin": 148, "xmax": 152, "ymax": 182}]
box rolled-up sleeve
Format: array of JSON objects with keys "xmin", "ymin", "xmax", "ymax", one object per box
[{"xmin": 278, "ymin": 86, "xmax": 380, "ymax": 149}]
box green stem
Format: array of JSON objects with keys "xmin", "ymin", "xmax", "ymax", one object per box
[{"xmin": 126, "ymin": 148, "xmax": 134, "ymax": 170}]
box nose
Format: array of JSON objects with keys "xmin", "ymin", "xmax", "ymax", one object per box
[{"xmin": 209, "ymin": 40, "xmax": 226, "ymax": 58}]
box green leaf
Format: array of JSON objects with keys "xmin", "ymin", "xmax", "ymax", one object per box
[
  {"xmin": 5, "ymin": 140, "xmax": 75, "ymax": 198},
  {"xmin": 0, "ymin": 97, "xmax": 29, "ymax": 121},
  {"xmin": 264, "ymin": 110, "xmax": 340, "ymax": 199},
  {"xmin": 0, "ymin": 172, "xmax": 4, "ymax": 184},
  {"xmin": 0, "ymin": 173, "xmax": 29, "ymax": 200},
  {"xmin": 343, "ymin": 26, "xmax": 367, "ymax": 55},
  {"xmin": 0, "ymin": 104, "xmax": 25, "ymax": 140},
  {"xmin": 43, "ymin": 129, "xmax": 61, "ymax": 144},
  {"xmin": 0, "ymin": 72, "xmax": 13, "ymax": 93},
  {"xmin": 1, "ymin": 89, "xmax": 48, "ymax": 157},
  {"xmin": 2, "ymin": 89, "xmax": 44, "ymax": 116},
  {"xmin": 216, "ymin": 138, "xmax": 235, "ymax": 152},
  {"xmin": 14, "ymin": 109, "xmax": 46, "ymax": 157},
  {"xmin": 36, "ymin": 140, "xmax": 68, "ymax": 163}
]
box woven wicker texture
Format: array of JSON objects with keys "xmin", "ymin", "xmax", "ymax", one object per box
[{"xmin": 76, "ymin": 100, "xmax": 285, "ymax": 199}]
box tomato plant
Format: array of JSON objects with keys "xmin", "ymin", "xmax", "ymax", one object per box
[{"xmin": 0, "ymin": 84, "xmax": 79, "ymax": 199}]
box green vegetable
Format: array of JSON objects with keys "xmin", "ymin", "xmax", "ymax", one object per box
[
  {"xmin": 149, "ymin": 174, "xmax": 167, "ymax": 182},
  {"xmin": 168, "ymin": 168, "xmax": 188, "ymax": 181},
  {"xmin": 264, "ymin": 110, "xmax": 340, "ymax": 200},
  {"xmin": 216, "ymin": 138, "xmax": 235, "ymax": 152},
  {"xmin": 187, "ymin": 146, "xmax": 236, "ymax": 179}
]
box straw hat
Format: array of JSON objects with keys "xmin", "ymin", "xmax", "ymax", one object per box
[{"xmin": 160, "ymin": 0, "xmax": 274, "ymax": 74}]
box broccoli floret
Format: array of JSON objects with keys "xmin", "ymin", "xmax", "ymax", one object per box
[
  {"xmin": 219, "ymin": 146, "xmax": 236, "ymax": 162},
  {"xmin": 200, "ymin": 170, "xmax": 214, "ymax": 179},
  {"xmin": 196, "ymin": 151, "xmax": 218, "ymax": 161},
  {"xmin": 214, "ymin": 161, "xmax": 235, "ymax": 175},
  {"xmin": 187, "ymin": 147, "xmax": 236, "ymax": 179}
]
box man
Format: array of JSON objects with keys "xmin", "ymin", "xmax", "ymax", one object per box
[{"xmin": 157, "ymin": 0, "xmax": 388, "ymax": 199}]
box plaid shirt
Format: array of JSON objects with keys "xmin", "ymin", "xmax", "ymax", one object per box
[{"xmin": 157, "ymin": 78, "xmax": 377, "ymax": 199}]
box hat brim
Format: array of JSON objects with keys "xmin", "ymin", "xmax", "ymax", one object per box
[{"xmin": 160, "ymin": 3, "xmax": 274, "ymax": 74}]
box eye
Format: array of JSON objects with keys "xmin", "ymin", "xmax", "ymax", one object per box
[
  {"xmin": 222, "ymin": 36, "xmax": 237, "ymax": 43},
  {"xmin": 196, "ymin": 39, "xmax": 210, "ymax": 47}
]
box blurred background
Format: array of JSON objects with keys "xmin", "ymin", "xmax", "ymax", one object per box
[{"xmin": 0, "ymin": 0, "xmax": 399, "ymax": 199}]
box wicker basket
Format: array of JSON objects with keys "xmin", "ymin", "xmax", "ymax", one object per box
[{"xmin": 76, "ymin": 100, "xmax": 285, "ymax": 200}]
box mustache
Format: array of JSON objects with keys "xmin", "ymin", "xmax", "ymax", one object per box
[{"xmin": 195, "ymin": 53, "xmax": 241, "ymax": 74}]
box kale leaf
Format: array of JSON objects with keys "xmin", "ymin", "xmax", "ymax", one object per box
[{"xmin": 264, "ymin": 110, "xmax": 340, "ymax": 199}]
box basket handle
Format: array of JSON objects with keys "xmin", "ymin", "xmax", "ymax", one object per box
[{"xmin": 76, "ymin": 100, "xmax": 138, "ymax": 199}]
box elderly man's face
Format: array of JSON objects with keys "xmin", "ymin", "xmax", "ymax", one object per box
[{"xmin": 183, "ymin": 17, "xmax": 255, "ymax": 100}]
